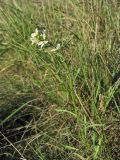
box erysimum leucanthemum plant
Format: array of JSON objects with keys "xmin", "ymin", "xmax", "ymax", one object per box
[
  {"xmin": 30, "ymin": 28, "xmax": 61, "ymax": 52},
  {"xmin": 0, "ymin": 0, "xmax": 119, "ymax": 160}
]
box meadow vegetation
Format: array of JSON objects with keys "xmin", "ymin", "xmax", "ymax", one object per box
[{"xmin": 0, "ymin": 0, "xmax": 119, "ymax": 159}]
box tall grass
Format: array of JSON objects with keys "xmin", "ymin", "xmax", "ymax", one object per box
[{"xmin": 0, "ymin": 0, "xmax": 119, "ymax": 160}]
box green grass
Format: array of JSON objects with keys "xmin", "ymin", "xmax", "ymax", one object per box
[{"xmin": 0, "ymin": 0, "xmax": 119, "ymax": 160}]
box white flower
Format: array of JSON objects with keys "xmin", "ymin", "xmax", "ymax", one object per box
[
  {"xmin": 30, "ymin": 28, "xmax": 61, "ymax": 52},
  {"xmin": 35, "ymin": 28, "xmax": 39, "ymax": 35},
  {"xmin": 38, "ymin": 41, "xmax": 48, "ymax": 48},
  {"xmin": 31, "ymin": 32, "xmax": 36, "ymax": 38},
  {"xmin": 30, "ymin": 28, "xmax": 48, "ymax": 46},
  {"xmin": 31, "ymin": 28, "xmax": 39, "ymax": 38},
  {"xmin": 56, "ymin": 43, "xmax": 61, "ymax": 49},
  {"xmin": 30, "ymin": 28, "xmax": 39, "ymax": 45},
  {"xmin": 30, "ymin": 37, "xmax": 39, "ymax": 45}
]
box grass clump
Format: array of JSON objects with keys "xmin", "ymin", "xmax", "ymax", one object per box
[{"xmin": 0, "ymin": 0, "xmax": 119, "ymax": 160}]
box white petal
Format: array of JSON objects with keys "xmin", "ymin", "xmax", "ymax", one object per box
[
  {"xmin": 56, "ymin": 43, "xmax": 61, "ymax": 49},
  {"xmin": 38, "ymin": 41, "xmax": 43, "ymax": 45},
  {"xmin": 31, "ymin": 33, "xmax": 36, "ymax": 38},
  {"xmin": 35, "ymin": 28, "xmax": 39, "ymax": 35},
  {"xmin": 44, "ymin": 41, "xmax": 48, "ymax": 44},
  {"xmin": 51, "ymin": 48, "xmax": 56, "ymax": 52},
  {"xmin": 38, "ymin": 41, "xmax": 48, "ymax": 48},
  {"xmin": 37, "ymin": 41, "xmax": 44, "ymax": 48}
]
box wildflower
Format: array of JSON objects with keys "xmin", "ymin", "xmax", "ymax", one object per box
[
  {"xmin": 30, "ymin": 28, "xmax": 60, "ymax": 52},
  {"xmin": 38, "ymin": 40, "xmax": 48, "ymax": 48},
  {"xmin": 31, "ymin": 28, "xmax": 39, "ymax": 38},
  {"xmin": 30, "ymin": 28, "xmax": 48, "ymax": 47},
  {"xmin": 30, "ymin": 37, "xmax": 39, "ymax": 45},
  {"xmin": 30, "ymin": 28, "xmax": 39, "ymax": 45},
  {"xmin": 56, "ymin": 43, "xmax": 61, "ymax": 49}
]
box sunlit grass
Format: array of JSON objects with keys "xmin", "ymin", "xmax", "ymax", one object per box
[{"xmin": 0, "ymin": 0, "xmax": 119, "ymax": 160}]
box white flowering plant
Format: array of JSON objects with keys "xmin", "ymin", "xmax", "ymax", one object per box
[{"xmin": 30, "ymin": 28, "xmax": 61, "ymax": 52}]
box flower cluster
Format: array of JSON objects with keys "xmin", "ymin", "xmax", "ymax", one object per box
[
  {"xmin": 30, "ymin": 28, "xmax": 48, "ymax": 48},
  {"xmin": 30, "ymin": 28, "xmax": 60, "ymax": 52}
]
